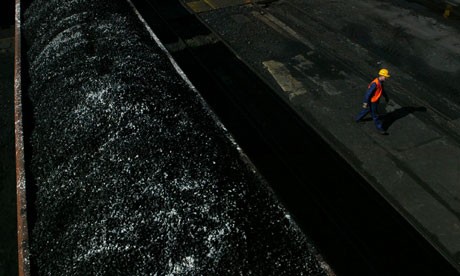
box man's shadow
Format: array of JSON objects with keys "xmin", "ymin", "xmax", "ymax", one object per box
[{"xmin": 381, "ymin": 106, "xmax": 427, "ymax": 131}]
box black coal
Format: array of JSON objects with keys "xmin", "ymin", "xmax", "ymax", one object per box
[{"xmin": 22, "ymin": 0, "xmax": 328, "ymax": 275}]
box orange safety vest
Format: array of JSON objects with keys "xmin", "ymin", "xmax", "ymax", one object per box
[{"xmin": 369, "ymin": 78, "xmax": 383, "ymax": 103}]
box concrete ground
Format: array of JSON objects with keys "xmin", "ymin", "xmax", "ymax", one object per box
[
  {"xmin": 0, "ymin": 24, "xmax": 18, "ymax": 276},
  {"xmin": 181, "ymin": 0, "xmax": 460, "ymax": 272}
]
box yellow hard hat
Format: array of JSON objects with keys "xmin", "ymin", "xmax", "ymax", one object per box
[{"xmin": 378, "ymin": 68, "xmax": 390, "ymax": 78}]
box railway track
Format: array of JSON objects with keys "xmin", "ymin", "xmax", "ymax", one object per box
[{"xmin": 129, "ymin": 0, "xmax": 460, "ymax": 275}]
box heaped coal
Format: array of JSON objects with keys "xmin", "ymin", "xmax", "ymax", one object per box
[{"xmin": 22, "ymin": 0, "xmax": 329, "ymax": 275}]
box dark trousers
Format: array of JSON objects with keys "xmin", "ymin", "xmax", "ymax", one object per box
[{"xmin": 355, "ymin": 102, "xmax": 384, "ymax": 131}]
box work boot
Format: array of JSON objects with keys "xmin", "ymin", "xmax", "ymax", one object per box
[{"xmin": 378, "ymin": 129, "xmax": 388, "ymax": 135}]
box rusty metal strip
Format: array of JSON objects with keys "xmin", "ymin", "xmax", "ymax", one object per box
[{"xmin": 14, "ymin": 0, "xmax": 31, "ymax": 275}]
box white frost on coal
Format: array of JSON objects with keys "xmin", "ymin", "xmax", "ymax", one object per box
[{"xmin": 22, "ymin": 0, "xmax": 330, "ymax": 275}]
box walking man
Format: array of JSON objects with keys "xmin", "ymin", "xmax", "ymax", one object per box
[{"xmin": 355, "ymin": 68, "xmax": 391, "ymax": 134}]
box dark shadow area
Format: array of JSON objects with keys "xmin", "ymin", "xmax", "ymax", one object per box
[
  {"xmin": 382, "ymin": 106, "xmax": 427, "ymax": 130},
  {"xmin": 0, "ymin": 0, "xmax": 14, "ymax": 27},
  {"xmin": 0, "ymin": 28, "xmax": 18, "ymax": 276},
  {"xmin": 356, "ymin": 117, "xmax": 373, "ymax": 123}
]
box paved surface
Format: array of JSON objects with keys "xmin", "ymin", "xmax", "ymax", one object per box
[
  {"xmin": 180, "ymin": 0, "xmax": 460, "ymax": 271},
  {"xmin": 0, "ymin": 25, "xmax": 18, "ymax": 276}
]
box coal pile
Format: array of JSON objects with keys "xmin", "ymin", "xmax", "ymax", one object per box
[{"xmin": 22, "ymin": 0, "xmax": 329, "ymax": 275}]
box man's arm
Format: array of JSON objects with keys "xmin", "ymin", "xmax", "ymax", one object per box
[{"xmin": 362, "ymin": 83, "xmax": 376, "ymax": 108}]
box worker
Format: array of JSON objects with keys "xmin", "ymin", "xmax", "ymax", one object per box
[{"xmin": 355, "ymin": 68, "xmax": 391, "ymax": 134}]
